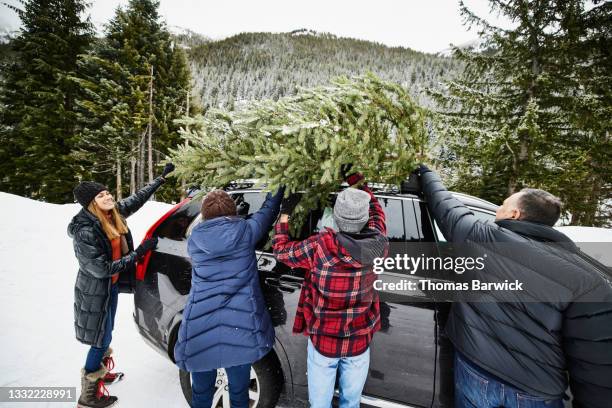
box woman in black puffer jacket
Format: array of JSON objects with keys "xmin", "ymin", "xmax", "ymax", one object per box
[{"xmin": 68, "ymin": 163, "xmax": 174, "ymax": 408}]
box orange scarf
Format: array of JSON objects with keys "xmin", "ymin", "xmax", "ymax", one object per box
[{"xmin": 110, "ymin": 237, "xmax": 122, "ymax": 284}]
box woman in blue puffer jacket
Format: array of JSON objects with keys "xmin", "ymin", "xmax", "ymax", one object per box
[{"xmin": 174, "ymin": 187, "xmax": 283, "ymax": 408}]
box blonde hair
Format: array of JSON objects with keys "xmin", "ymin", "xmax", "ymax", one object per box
[{"xmin": 88, "ymin": 201, "xmax": 129, "ymax": 240}]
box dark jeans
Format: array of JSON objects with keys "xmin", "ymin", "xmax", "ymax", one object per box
[
  {"xmin": 84, "ymin": 283, "xmax": 119, "ymax": 373},
  {"xmin": 191, "ymin": 363, "xmax": 251, "ymax": 408},
  {"xmin": 455, "ymin": 352, "xmax": 564, "ymax": 408}
]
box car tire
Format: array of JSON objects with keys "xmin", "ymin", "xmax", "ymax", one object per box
[{"xmin": 179, "ymin": 350, "xmax": 283, "ymax": 407}]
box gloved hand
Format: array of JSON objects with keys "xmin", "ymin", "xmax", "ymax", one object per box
[
  {"xmin": 135, "ymin": 237, "xmax": 158, "ymax": 258},
  {"xmin": 340, "ymin": 163, "xmax": 364, "ymax": 186},
  {"xmin": 160, "ymin": 163, "xmax": 175, "ymax": 179},
  {"xmin": 415, "ymin": 164, "xmax": 431, "ymax": 176},
  {"xmin": 401, "ymin": 164, "xmax": 431, "ymax": 195},
  {"xmin": 276, "ymin": 185, "xmax": 286, "ymax": 196},
  {"xmin": 280, "ymin": 193, "xmax": 301, "ymax": 215}
]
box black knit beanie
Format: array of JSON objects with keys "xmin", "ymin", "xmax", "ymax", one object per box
[{"xmin": 74, "ymin": 181, "xmax": 108, "ymax": 208}]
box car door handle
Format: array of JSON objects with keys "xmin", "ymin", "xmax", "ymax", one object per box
[
  {"xmin": 279, "ymin": 274, "xmax": 304, "ymax": 285},
  {"xmin": 265, "ymin": 274, "xmax": 302, "ymax": 292}
]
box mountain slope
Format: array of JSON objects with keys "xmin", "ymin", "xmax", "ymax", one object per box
[{"xmin": 186, "ymin": 30, "xmax": 462, "ymax": 109}]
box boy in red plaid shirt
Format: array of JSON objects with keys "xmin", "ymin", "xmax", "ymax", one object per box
[{"xmin": 273, "ymin": 168, "xmax": 388, "ymax": 408}]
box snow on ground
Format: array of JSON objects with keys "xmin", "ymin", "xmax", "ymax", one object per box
[
  {"xmin": 0, "ymin": 192, "xmax": 186, "ymax": 408},
  {"xmin": 0, "ymin": 191, "xmax": 608, "ymax": 408}
]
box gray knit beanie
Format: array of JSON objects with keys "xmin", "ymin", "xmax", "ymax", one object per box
[{"xmin": 333, "ymin": 187, "xmax": 370, "ymax": 233}]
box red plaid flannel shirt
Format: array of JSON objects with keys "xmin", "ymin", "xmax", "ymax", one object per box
[{"xmin": 272, "ymin": 185, "xmax": 387, "ymax": 358}]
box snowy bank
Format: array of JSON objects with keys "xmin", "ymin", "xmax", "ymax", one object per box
[{"xmin": 0, "ymin": 192, "xmax": 186, "ymax": 408}]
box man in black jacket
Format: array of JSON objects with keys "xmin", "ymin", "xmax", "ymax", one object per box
[{"xmin": 416, "ymin": 165, "xmax": 612, "ymax": 408}]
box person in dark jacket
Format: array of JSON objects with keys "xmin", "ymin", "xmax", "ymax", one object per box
[
  {"xmin": 272, "ymin": 169, "xmax": 388, "ymax": 408},
  {"xmin": 416, "ymin": 164, "xmax": 612, "ymax": 408},
  {"xmin": 173, "ymin": 187, "xmax": 283, "ymax": 408},
  {"xmin": 68, "ymin": 163, "xmax": 174, "ymax": 408}
]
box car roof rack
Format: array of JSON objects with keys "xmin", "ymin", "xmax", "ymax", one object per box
[
  {"xmin": 189, "ymin": 178, "xmax": 416, "ymax": 196},
  {"xmin": 184, "ymin": 179, "xmax": 495, "ymax": 210},
  {"xmin": 225, "ymin": 179, "xmax": 264, "ymax": 191}
]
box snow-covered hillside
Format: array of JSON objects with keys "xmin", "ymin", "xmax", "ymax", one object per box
[{"xmin": 0, "ymin": 192, "xmax": 187, "ymax": 408}]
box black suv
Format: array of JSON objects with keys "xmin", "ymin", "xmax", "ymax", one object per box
[{"xmin": 128, "ymin": 183, "xmax": 498, "ymax": 408}]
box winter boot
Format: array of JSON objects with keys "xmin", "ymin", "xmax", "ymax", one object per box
[
  {"xmin": 77, "ymin": 366, "xmax": 118, "ymax": 408},
  {"xmin": 102, "ymin": 347, "xmax": 124, "ymax": 385}
]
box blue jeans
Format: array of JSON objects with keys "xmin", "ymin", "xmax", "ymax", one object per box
[
  {"xmin": 191, "ymin": 363, "xmax": 251, "ymax": 408},
  {"xmin": 84, "ymin": 283, "xmax": 119, "ymax": 373},
  {"xmin": 454, "ymin": 352, "xmax": 564, "ymax": 408},
  {"xmin": 307, "ymin": 338, "xmax": 370, "ymax": 408}
]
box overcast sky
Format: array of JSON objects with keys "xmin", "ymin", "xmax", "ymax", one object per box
[{"xmin": 0, "ymin": 0, "xmax": 512, "ymax": 53}]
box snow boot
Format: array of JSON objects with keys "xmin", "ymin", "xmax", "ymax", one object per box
[
  {"xmin": 102, "ymin": 347, "xmax": 124, "ymax": 385},
  {"xmin": 76, "ymin": 366, "xmax": 118, "ymax": 408}
]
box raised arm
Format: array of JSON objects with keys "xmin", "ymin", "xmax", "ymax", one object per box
[
  {"xmin": 117, "ymin": 163, "xmax": 174, "ymax": 218},
  {"xmin": 117, "ymin": 177, "xmax": 165, "ymax": 218},
  {"xmin": 246, "ymin": 187, "xmax": 284, "ymax": 245},
  {"xmin": 361, "ymin": 184, "xmax": 386, "ymax": 235},
  {"xmin": 272, "ymin": 222, "xmax": 317, "ymax": 270},
  {"xmin": 420, "ymin": 166, "xmax": 483, "ymax": 243}
]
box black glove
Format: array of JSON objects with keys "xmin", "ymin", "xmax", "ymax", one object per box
[
  {"xmin": 135, "ymin": 237, "xmax": 158, "ymax": 258},
  {"xmin": 401, "ymin": 164, "xmax": 430, "ymax": 195},
  {"xmin": 161, "ymin": 163, "xmax": 175, "ymax": 179},
  {"xmin": 415, "ymin": 164, "xmax": 431, "ymax": 176},
  {"xmin": 280, "ymin": 193, "xmax": 301, "ymax": 215},
  {"xmin": 340, "ymin": 163, "xmax": 364, "ymax": 186}
]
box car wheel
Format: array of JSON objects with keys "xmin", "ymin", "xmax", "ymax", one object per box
[{"xmin": 179, "ymin": 351, "xmax": 283, "ymax": 407}]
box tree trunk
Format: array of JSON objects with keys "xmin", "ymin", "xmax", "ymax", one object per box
[
  {"xmin": 130, "ymin": 141, "xmax": 136, "ymax": 195},
  {"xmin": 148, "ymin": 64, "xmax": 154, "ymax": 184},
  {"xmin": 509, "ymin": 43, "xmax": 541, "ymax": 196},
  {"xmin": 116, "ymin": 153, "xmax": 123, "ymax": 201},
  {"xmin": 181, "ymin": 89, "xmax": 190, "ymax": 199},
  {"xmin": 139, "ymin": 128, "xmax": 146, "ymax": 189}
]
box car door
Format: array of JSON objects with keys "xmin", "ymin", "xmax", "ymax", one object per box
[
  {"xmin": 413, "ymin": 200, "xmax": 454, "ymax": 408},
  {"xmin": 134, "ymin": 197, "xmax": 200, "ymax": 350},
  {"xmin": 418, "ymin": 203, "xmax": 497, "ymax": 408},
  {"xmin": 360, "ymin": 196, "xmax": 437, "ymax": 407}
]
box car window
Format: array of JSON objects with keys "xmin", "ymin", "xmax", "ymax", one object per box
[
  {"xmin": 316, "ymin": 207, "xmax": 338, "ymax": 231},
  {"xmin": 186, "ymin": 191, "xmax": 275, "ymax": 251},
  {"xmin": 186, "ymin": 213, "xmax": 202, "ymax": 238},
  {"xmin": 433, "ymin": 221, "xmax": 447, "ymax": 243},
  {"xmin": 156, "ymin": 198, "xmax": 202, "ymax": 240},
  {"xmin": 432, "ymin": 207, "xmax": 496, "ymax": 242},
  {"xmin": 233, "ymin": 192, "xmax": 267, "ymax": 217},
  {"xmin": 413, "ymin": 201, "xmax": 437, "ymax": 242},
  {"xmin": 377, "ymin": 197, "xmax": 406, "ymax": 242},
  {"xmin": 313, "ymin": 195, "xmax": 337, "ymax": 234},
  {"xmin": 185, "ymin": 191, "xmax": 270, "ymax": 239},
  {"xmin": 312, "ymin": 196, "xmax": 407, "ymax": 241}
]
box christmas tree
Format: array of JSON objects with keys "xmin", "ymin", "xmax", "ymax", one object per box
[{"xmin": 170, "ymin": 73, "xmax": 429, "ymax": 228}]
